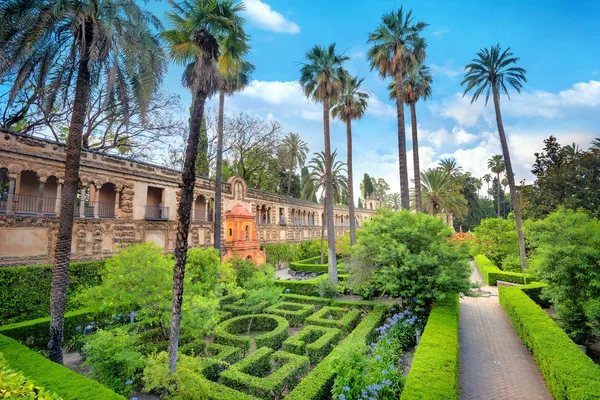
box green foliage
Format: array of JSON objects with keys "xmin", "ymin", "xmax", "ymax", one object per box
[
  {"xmin": 286, "ymin": 307, "xmax": 386, "ymax": 400},
  {"xmin": 240, "ymin": 264, "xmax": 281, "ymax": 313},
  {"xmin": 499, "ymin": 284, "xmax": 600, "ymax": 399},
  {"xmin": 471, "ymin": 217, "xmax": 519, "ymax": 269},
  {"xmin": 0, "ymin": 334, "xmax": 124, "ymax": 399},
  {"xmin": 290, "ymin": 255, "xmax": 329, "ymax": 273},
  {"xmin": 347, "ymin": 209, "xmax": 471, "ymax": 309},
  {"xmin": 265, "ymin": 302, "xmax": 314, "ymax": 327},
  {"xmin": 274, "ymin": 274, "xmax": 329, "ymax": 296},
  {"xmin": 142, "ymin": 352, "xmax": 208, "ymax": 400},
  {"xmin": 282, "ymin": 325, "xmax": 341, "ymax": 363},
  {"xmin": 473, "ymin": 255, "xmax": 532, "ymax": 286},
  {"xmin": 220, "ymin": 347, "xmax": 309, "ymax": 399},
  {"xmin": 262, "ymin": 240, "xmax": 322, "ymax": 266},
  {"xmin": 0, "ymin": 260, "xmax": 104, "ymax": 325},
  {"xmin": 0, "ymin": 354, "xmax": 60, "ymax": 399},
  {"xmin": 281, "ymin": 293, "xmax": 332, "ymax": 306},
  {"xmin": 525, "ymin": 208, "xmax": 600, "ymax": 343},
  {"xmin": 316, "ymin": 279, "xmax": 340, "ymax": 299},
  {"xmin": 230, "ymin": 257, "xmax": 256, "ymax": 287},
  {"xmin": 213, "ymin": 314, "xmax": 289, "ymax": 356},
  {"xmin": 82, "ymin": 328, "xmax": 145, "ymax": 396},
  {"xmin": 401, "ymin": 295, "xmax": 459, "ymax": 400},
  {"xmin": 186, "ymin": 247, "xmax": 237, "ymax": 297},
  {"xmin": 306, "ymin": 307, "xmax": 361, "ymax": 334}
]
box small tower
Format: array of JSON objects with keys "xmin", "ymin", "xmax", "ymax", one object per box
[{"xmin": 222, "ymin": 204, "xmax": 266, "ymax": 265}]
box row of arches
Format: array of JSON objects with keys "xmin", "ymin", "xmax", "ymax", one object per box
[{"xmin": 289, "ymin": 208, "xmax": 317, "ymax": 226}]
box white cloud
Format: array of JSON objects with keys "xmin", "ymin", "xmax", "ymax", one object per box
[
  {"xmin": 431, "ymin": 27, "xmax": 449, "ymax": 38},
  {"xmin": 366, "ymin": 96, "xmax": 395, "ymax": 119},
  {"xmin": 429, "ymin": 63, "xmax": 462, "ymax": 79},
  {"xmin": 418, "ymin": 125, "xmax": 478, "ymax": 148},
  {"xmin": 243, "ymin": 0, "xmax": 300, "ymax": 34}
]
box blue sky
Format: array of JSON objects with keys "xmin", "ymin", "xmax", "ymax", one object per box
[{"xmin": 153, "ymin": 0, "xmax": 600, "ymax": 194}]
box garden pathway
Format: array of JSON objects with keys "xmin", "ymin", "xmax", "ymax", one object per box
[{"xmin": 458, "ymin": 262, "xmax": 552, "ymax": 400}]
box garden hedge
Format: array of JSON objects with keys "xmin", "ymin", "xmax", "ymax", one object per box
[
  {"xmin": 401, "ymin": 294, "xmax": 459, "ymax": 400},
  {"xmin": 0, "ymin": 308, "xmax": 99, "ymax": 350},
  {"xmin": 0, "ymin": 334, "xmax": 124, "ymax": 399},
  {"xmin": 499, "ymin": 283, "xmax": 600, "ymax": 399},
  {"xmin": 0, "ymin": 260, "xmax": 105, "ymax": 324},
  {"xmin": 221, "ymin": 347, "xmax": 309, "ymax": 399},
  {"xmin": 474, "ymin": 254, "xmax": 532, "ymax": 286},
  {"xmin": 274, "ymin": 274, "xmax": 329, "ymax": 296},
  {"xmin": 222, "ymin": 300, "xmax": 269, "ymax": 317},
  {"xmin": 285, "ymin": 305, "xmax": 386, "ymax": 400},
  {"xmin": 306, "ymin": 306, "xmax": 361, "ymax": 334},
  {"xmin": 281, "ymin": 293, "xmax": 332, "ymax": 306},
  {"xmin": 202, "ymin": 378, "xmax": 260, "ymax": 400},
  {"xmin": 282, "ymin": 325, "xmax": 341, "ymax": 364},
  {"xmin": 0, "ymin": 354, "xmax": 59, "ymax": 399},
  {"xmin": 265, "ymin": 302, "xmax": 315, "ymax": 327},
  {"xmin": 213, "ymin": 314, "xmax": 289, "ymax": 355}
]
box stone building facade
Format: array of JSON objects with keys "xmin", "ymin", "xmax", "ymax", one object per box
[{"xmin": 0, "ymin": 131, "xmax": 378, "ymax": 266}]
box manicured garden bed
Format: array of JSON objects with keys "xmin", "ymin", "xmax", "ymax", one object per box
[{"xmin": 474, "ymin": 254, "xmax": 532, "ymax": 286}]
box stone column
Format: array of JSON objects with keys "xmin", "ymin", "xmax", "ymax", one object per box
[
  {"xmin": 37, "ymin": 177, "xmax": 46, "ymax": 215},
  {"xmin": 93, "ymin": 185, "xmax": 100, "ymax": 218},
  {"xmin": 114, "ymin": 189, "xmax": 121, "ymax": 218},
  {"xmin": 55, "ymin": 180, "xmax": 63, "ymax": 215},
  {"xmin": 6, "ymin": 175, "xmax": 16, "ymax": 215},
  {"xmin": 79, "ymin": 187, "xmax": 86, "ymax": 218},
  {"xmin": 205, "ymin": 198, "xmax": 209, "ymax": 221}
]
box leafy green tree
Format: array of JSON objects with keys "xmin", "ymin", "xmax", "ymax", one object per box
[
  {"xmin": 487, "ymin": 155, "xmax": 505, "ymax": 217},
  {"xmin": 419, "ymin": 168, "xmax": 467, "ymax": 219},
  {"xmin": 1, "ymin": 0, "xmax": 165, "ymax": 363},
  {"xmin": 361, "ymin": 173, "xmax": 375, "ymax": 199},
  {"xmin": 347, "ymin": 209, "xmax": 471, "ymax": 308},
  {"xmin": 163, "ymin": 0, "xmax": 245, "ymax": 372},
  {"xmin": 357, "ymin": 198, "xmax": 364, "ymax": 209},
  {"xmin": 299, "ymin": 43, "xmax": 348, "ymax": 284},
  {"xmin": 281, "ymin": 132, "xmax": 309, "ymax": 196},
  {"xmin": 462, "ymin": 44, "xmax": 528, "ymax": 271},
  {"xmin": 526, "ymin": 208, "xmax": 600, "ymax": 343},
  {"xmin": 367, "ymin": 7, "xmax": 427, "ymax": 209},
  {"xmin": 472, "ymin": 217, "xmax": 519, "ymax": 269},
  {"xmin": 453, "ymin": 174, "xmax": 496, "ymax": 231},
  {"xmin": 482, "ymin": 174, "xmax": 492, "ymax": 199},
  {"xmin": 332, "ymin": 73, "xmax": 369, "ymax": 245}
]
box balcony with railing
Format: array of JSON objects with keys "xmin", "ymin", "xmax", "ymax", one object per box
[
  {"xmin": 192, "ymin": 209, "xmax": 213, "ymax": 222},
  {"xmin": 145, "ymin": 205, "xmax": 169, "ymax": 221},
  {"xmin": 0, "ymin": 194, "xmax": 58, "ymax": 215},
  {"xmin": 73, "ymin": 200, "xmax": 118, "ymax": 218}
]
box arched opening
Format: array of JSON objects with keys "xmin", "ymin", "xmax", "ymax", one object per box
[
  {"xmin": 98, "ymin": 182, "xmax": 117, "ymax": 218},
  {"xmin": 194, "ymin": 194, "xmax": 208, "ymax": 222},
  {"xmin": 245, "ymin": 224, "xmax": 249, "ymax": 241}
]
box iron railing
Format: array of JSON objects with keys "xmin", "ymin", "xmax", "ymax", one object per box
[
  {"xmin": 192, "ymin": 209, "xmax": 213, "ymax": 222},
  {"xmin": 145, "ymin": 205, "xmax": 169, "ymax": 220},
  {"xmin": 0, "ymin": 194, "xmax": 57, "ymax": 215}
]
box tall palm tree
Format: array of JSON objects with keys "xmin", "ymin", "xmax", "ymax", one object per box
[
  {"xmin": 367, "ymin": 7, "xmax": 428, "ymax": 210},
  {"xmin": 388, "ymin": 64, "xmax": 432, "ymax": 212},
  {"xmin": 282, "ymin": 132, "xmax": 309, "ymax": 196},
  {"xmin": 331, "ymin": 73, "xmax": 369, "ymax": 246},
  {"xmin": 1, "ymin": 0, "xmax": 165, "ymax": 364},
  {"xmin": 385, "ymin": 192, "xmax": 402, "ymax": 211},
  {"xmin": 462, "ymin": 44, "xmax": 528, "ymax": 271},
  {"xmin": 420, "ymin": 168, "xmax": 468, "ymax": 218},
  {"xmin": 482, "ymin": 174, "xmax": 492, "ymax": 199},
  {"xmin": 438, "ymin": 158, "xmax": 463, "ymax": 178},
  {"xmin": 475, "ymin": 178, "xmax": 483, "ymax": 198},
  {"xmin": 487, "ymin": 154, "xmax": 505, "ymax": 217},
  {"xmin": 214, "ymin": 23, "xmax": 254, "ymax": 253},
  {"xmin": 303, "ymin": 151, "xmax": 347, "ymax": 264},
  {"xmin": 163, "ymin": 0, "xmax": 244, "ymax": 373},
  {"xmin": 591, "ymin": 138, "xmax": 600, "ymax": 152},
  {"xmin": 299, "ymin": 43, "xmax": 348, "ymax": 284}
]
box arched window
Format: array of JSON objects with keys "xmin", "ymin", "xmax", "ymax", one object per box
[{"xmin": 245, "ymin": 225, "xmax": 249, "ymax": 241}]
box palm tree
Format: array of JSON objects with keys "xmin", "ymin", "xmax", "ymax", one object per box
[
  {"xmin": 438, "ymin": 158, "xmax": 463, "ymax": 177},
  {"xmin": 299, "ymin": 43, "xmax": 348, "ymax": 284},
  {"xmin": 501, "ymin": 176, "xmax": 509, "ymax": 216},
  {"xmin": 163, "ymin": 0, "xmax": 244, "ymax": 373},
  {"xmin": 1, "ymin": 0, "xmax": 165, "ymax": 364},
  {"xmin": 331, "ymin": 73, "xmax": 369, "ymax": 246},
  {"xmin": 591, "ymin": 138, "xmax": 600, "ymax": 152},
  {"xmin": 462, "ymin": 44, "xmax": 528, "ymax": 271},
  {"xmin": 474, "ymin": 178, "xmax": 483, "ymax": 198},
  {"xmin": 388, "ymin": 64, "xmax": 432, "ymax": 212},
  {"xmin": 487, "ymin": 154, "xmax": 505, "ymax": 217},
  {"xmin": 482, "ymin": 174, "xmax": 492, "ymax": 199},
  {"xmin": 214, "ymin": 24, "xmax": 254, "ymax": 253},
  {"xmin": 367, "ymin": 7, "xmax": 428, "ymax": 210},
  {"xmin": 304, "ymin": 151, "xmax": 348, "ymax": 264},
  {"xmin": 385, "ymin": 193, "xmax": 402, "ymax": 211},
  {"xmin": 420, "ymin": 168, "xmax": 468, "ymax": 218},
  {"xmin": 282, "ymin": 132, "xmax": 309, "ymax": 196}
]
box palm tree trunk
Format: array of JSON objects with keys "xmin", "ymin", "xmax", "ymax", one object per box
[
  {"xmin": 410, "ymin": 102, "xmax": 422, "ymax": 212},
  {"xmin": 320, "ymin": 200, "xmax": 326, "ymax": 264},
  {"xmin": 48, "ymin": 24, "xmax": 93, "ymax": 364},
  {"xmin": 496, "ymin": 172, "xmax": 501, "ymax": 217},
  {"xmin": 322, "ymin": 98, "xmax": 338, "ymax": 284},
  {"xmin": 394, "ymin": 71, "xmax": 410, "ymax": 210},
  {"xmin": 287, "ymin": 154, "xmax": 295, "ymax": 196},
  {"xmin": 169, "ymin": 89, "xmax": 206, "ymax": 373},
  {"xmin": 492, "ymin": 86, "xmax": 527, "ymax": 272},
  {"xmin": 346, "ymin": 120, "xmax": 356, "ymax": 246},
  {"xmin": 214, "ymin": 89, "xmax": 225, "ymax": 251}
]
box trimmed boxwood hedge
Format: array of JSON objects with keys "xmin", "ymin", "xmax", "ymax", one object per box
[
  {"xmin": 283, "ymin": 325, "xmax": 341, "ymax": 364},
  {"xmin": 306, "ymin": 306, "xmax": 361, "ymax": 334},
  {"xmin": 222, "ymin": 300, "xmax": 269, "ymax": 317},
  {"xmin": 0, "ymin": 260, "xmax": 105, "ymax": 325},
  {"xmin": 265, "ymin": 302, "xmax": 315, "ymax": 327},
  {"xmin": 286, "ymin": 305, "xmax": 386, "ymax": 400},
  {"xmin": 213, "ymin": 314, "xmax": 289, "ymax": 355},
  {"xmin": 274, "ymin": 274, "xmax": 329, "ymax": 296},
  {"xmin": 474, "ymin": 254, "xmax": 532, "ymax": 286},
  {"xmin": 0, "ymin": 308, "xmax": 99, "ymax": 350},
  {"xmin": 0, "ymin": 334, "xmax": 124, "ymax": 399},
  {"xmin": 221, "ymin": 347, "xmax": 309, "ymax": 399},
  {"xmin": 281, "ymin": 294, "xmax": 332, "ymax": 306},
  {"xmin": 202, "ymin": 378, "xmax": 260, "ymax": 400},
  {"xmin": 401, "ymin": 295, "xmax": 459, "ymax": 400},
  {"xmin": 499, "ymin": 283, "xmax": 600, "ymax": 399}
]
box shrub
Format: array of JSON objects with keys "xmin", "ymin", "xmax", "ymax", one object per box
[
  {"xmin": 401, "ymin": 295, "xmax": 459, "ymax": 400},
  {"xmin": 347, "ymin": 209, "xmax": 471, "ymax": 309},
  {"xmin": 262, "ymin": 240, "xmax": 323, "ymax": 266},
  {"xmin": 499, "ymin": 284, "xmax": 600, "ymax": 399},
  {"xmin": 316, "ymin": 278, "xmax": 339, "ymax": 299},
  {"xmin": 265, "ymin": 302, "xmax": 314, "ymax": 327},
  {"xmin": 0, "ymin": 354, "xmax": 60, "ymax": 399},
  {"xmin": 286, "ymin": 306, "xmax": 386, "ymax": 400},
  {"xmin": 290, "ymin": 255, "xmax": 329, "ymax": 273},
  {"xmin": 206, "ymin": 343, "xmax": 241, "ymax": 365},
  {"xmin": 179, "ymin": 339, "xmax": 207, "ymax": 357},
  {"xmin": 142, "ymin": 351, "xmax": 209, "ymax": 400},
  {"xmin": 274, "ymin": 274, "xmax": 328, "ymax": 296},
  {"xmin": 82, "ymin": 328, "xmax": 145, "ymax": 396},
  {"xmin": 306, "ymin": 306, "xmax": 362, "ymax": 333},
  {"xmin": 471, "ymin": 217, "xmax": 519, "ymax": 269},
  {"xmin": 213, "ymin": 314, "xmax": 289, "ymax": 355},
  {"xmin": 0, "ymin": 260, "xmax": 104, "ymax": 325},
  {"xmin": 281, "ymin": 294, "xmax": 332, "ymax": 306},
  {"xmin": 220, "ymin": 347, "xmax": 309, "ymax": 399},
  {"xmin": 0, "ymin": 334, "xmax": 124, "ymax": 399},
  {"xmin": 474, "ymin": 254, "xmax": 532, "ymax": 286},
  {"xmin": 282, "ymin": 325, "xmax": 341, "ymax": 363}
]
